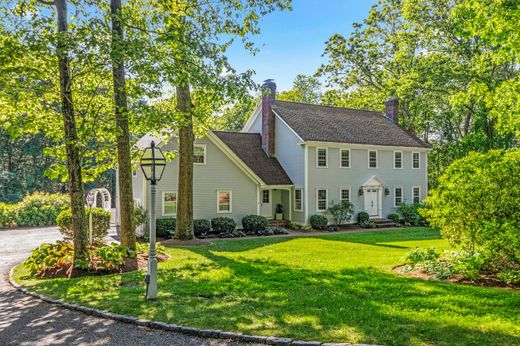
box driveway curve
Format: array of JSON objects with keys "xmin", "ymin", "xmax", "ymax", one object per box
[{"xmin": 0, "ymin": 227, "xmax": 253, "ymax": 346}]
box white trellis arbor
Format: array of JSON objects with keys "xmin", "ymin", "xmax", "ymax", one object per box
[{"xmin": 85, "ymin": 188, "xmax": 111, "ymax": 210}]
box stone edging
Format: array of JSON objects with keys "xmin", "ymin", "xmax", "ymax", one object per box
[{"xmin": 9, "ymin": 266, "xmax": 377, "ymax": 346}]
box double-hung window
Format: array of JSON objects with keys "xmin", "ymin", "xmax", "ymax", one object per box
[
  {"xmin": 294, "ymin": 189, "xmax": 303, "ymax": 211},
  {"xmin": 412, "ymin": 152, "xmax": 420, "ymax": 169},
  {"xmin": 217, "ymin": 190, "xmax": 232, "ymax": 213},
  {"xmin": 316, "ymin": 189, "xmax": 328, "ymax": 211},
  {"xmin": 368, "ymin": 150, "xmax": 378, "ymax": 168},
  {"xmin": 394, "ymin": 151, "xmax": 402, "ymax": 169},
  {"xmin": 317, "ymin": 148, "xmax": 327, "ymax": 168},
  {"xmin": 162, "ymin": 192, "xmax": 177, "ymax": 216},
  {"xmin": 340, "ymin": 149, "xmax": 350, "ymax": 168},
  {"xmin": 340, "ymin": 188, "xmax": 350, "ymax": 203},
  {"xmin": 394, "ymin": 187, "xmax": 403, "ymax": 207},
  {"xmin": 412, "ymin": 186, "xmax": 421, "ymax": 204},
  {"xmin": 193, "ymin": 144, "xmax": 206, "ymax": 165}
]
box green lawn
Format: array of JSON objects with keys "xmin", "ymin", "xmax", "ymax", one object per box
[{"xmin": 14, "ymin": 228, "xmax": 520, "ymax": 345}]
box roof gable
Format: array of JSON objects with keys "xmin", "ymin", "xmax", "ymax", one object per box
[{"xmin": 272, "ymin": 100, "xmax": 430, "ymax": 149}]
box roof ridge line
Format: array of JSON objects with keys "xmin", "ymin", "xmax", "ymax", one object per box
[{"xmin": 274, "ymin": 99, "xmax": 384, "ymax": 114}]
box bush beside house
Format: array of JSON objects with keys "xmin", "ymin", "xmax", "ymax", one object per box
[
  {"xmin": 0, "ymin": 192, "xmax": 69, "ymax": 228},
  {"xmin": 57, "ymin": 207, "xmax": 111, "ymax": 242}
]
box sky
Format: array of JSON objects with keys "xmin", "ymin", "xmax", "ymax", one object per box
[{"xmin": 226, "ymin": 0, "xmax": 377, "ymax": 92}]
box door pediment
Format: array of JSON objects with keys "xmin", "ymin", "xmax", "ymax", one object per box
[{"xmin": 362, "ymin": 175, "xmax": 384, "ymax": 187}]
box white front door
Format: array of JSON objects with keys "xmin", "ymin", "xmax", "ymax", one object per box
[
  {"xmin": 366, "ymin": 188, "xmax": 379, "ymax": 217},
  {"xmin": 260, "ymin": 190, "xmax": 272, "ymax": 218}
]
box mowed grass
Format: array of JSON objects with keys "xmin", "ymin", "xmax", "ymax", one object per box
[{"xmin": 14, "ymin": 228, "xmax": 520, "ymax": 345}]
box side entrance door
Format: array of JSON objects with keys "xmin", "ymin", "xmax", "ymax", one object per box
[
  {"xmin": 366, "ymin": 188, "xmax": 379, "ymax": 217},
  {"xmin": 260, "ymin": 190, "xmax": 272, "ymax": 218}
]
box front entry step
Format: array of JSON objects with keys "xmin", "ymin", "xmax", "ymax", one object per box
[
  {"xmin": 268, "ymin": 219, "xmax": 290, "ymax": 227},
  {"xmin": 371, "ymin": 218, "xmax": 397, "ymax": 228}
]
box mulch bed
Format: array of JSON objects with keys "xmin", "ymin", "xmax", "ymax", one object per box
[{"xmin": 393, "ymin": 264, "xmax": 520, "ymax": 290}]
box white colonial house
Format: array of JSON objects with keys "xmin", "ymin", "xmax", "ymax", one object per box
[{"xmin": 122, "ymin": 80, "xmax": 430, "ymax": 227}]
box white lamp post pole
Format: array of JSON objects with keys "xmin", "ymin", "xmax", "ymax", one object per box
[{"xmin": 147, "ymin": 180, "xmax": 158, "ymax": 299}]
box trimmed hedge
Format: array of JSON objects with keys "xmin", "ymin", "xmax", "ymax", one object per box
[
  {"xmin": 388, "ymin": 213, "xmax": 400, "ymax": 224},
  {"xmin": 156, "ymin": 217, "xmax": 176, "ymax": 238},
  {"xmin": 242, "ymin": 215, "xmax": 268, "ymax": 233},
  {"xmin": 0, "ymin": 192, "xmax": 69, "ymax": 228},
  {"xmin": 357, "ymin": 211, "xmax": 370, "ymax": 223},
  {"xmin": 193, "ymin": 219, "xmax": 211, "ymax": 237},
  {"xmin": 211, "ymin": 217, "xmax": 236, "ymax": 234},
  {"xmin": 57, "ymin": 207, "xmax": 111, "ymax": 242},
  {"xmin": 310, "ymin": 214, "xmax": 328, "ymax": 230}
]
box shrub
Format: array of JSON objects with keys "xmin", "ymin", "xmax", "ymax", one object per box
[
  {"xmin": 193, "ymin": 219, "xmax": 211, "ymax": 238},
  {"xmin": 423, "ymin": 260, "xmax": 454, "ymax": 280},
  {"xmin": 156, "ymin": 217, "xmax": 176, "ymax": 238},
  {"xmin": 211, "ymin": 217, "xmax": 236, "ymax": 234},
  {"xmin": 422, "ymin": 149, "xmax": 520, "ymax": 271},
  {"xmin": 0, "ymin": 203, "xmax": 16, "ymax": 228},
  {"xmin": 133, "ymin": 206, "xmax": 148, "ymax": 229},
  {"xmin": 242, "ymin": 215, "xmax": 268, "ymax": 233},
  {"xmin": 497, "ymin": 270, "xmax": 520, "ymax": 285},
  {"xmin": 16, "ymin": 192, "xmax": 69, "ymax": 227},
  {"xmin": 387, "ymin": 213, "xmax": 400, "ymax": 224},
  {"xmin": 448, "ymin": 250, "xmax": 486, "ymax": 281},
  {"xmin": 24, "ymin": 241, "xmax": 74, "ymax": 276},
  {"xmin": 397, "ymin": 203, "xmax": 424, "ymax": 226},
  {"xmin": 359, "ymin": 220, "xmax": 376, "ymax": 228},
  {"xmin": 270, "ymin": 226, "xmax": 289, "ymax": 235},
  {"xmin": 357, "ymin": 211, "xmax": 370, "ymax": 224},
  {"xmin": 57, "ymin": 207, "xmax": 111, "ymax": 242},
  {"xmin": 328, "ymin": 201, "xmax": 354, "ymax": 225},
  {"xmin": 92, "ymin": 243, "xmax": 133, "ymax": 271},
  {"xmin": 310, "ymin": 214, "xmax": 328, "ymax": 230},
  {"xmin": 406, "ymin": 247, "xmax": 440, "ymax": 266}
]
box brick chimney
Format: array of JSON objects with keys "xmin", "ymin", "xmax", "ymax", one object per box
[
  {"xmin": 261, "ymin": 79, "xmax": 276, "ymax": 157},
  {"xmin": 385, "ymin": 97, "xmax": 399, "ymax": 124}
]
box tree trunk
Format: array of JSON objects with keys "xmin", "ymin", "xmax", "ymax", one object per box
[
  {"xmin": 175, "ymin": 84, "xmax": 194, "ymax": 240},
  {"xmin": 56, "ymin": 0, "xmax": 88, "ymax": 267},
  {"xmin": 110, "ymin": 0, "xmax": 136, "ymax": 266}
]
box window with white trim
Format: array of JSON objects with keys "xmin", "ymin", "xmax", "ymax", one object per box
[
  {"xmin": 412, "ymin": 152, "xmax": 420, "ymax": 169},
  {"xmin": 394, "ymin": 151, "xmax": 402, "ymax": 169},
  {"xmin": 316, "ymin": 189, "xmax": 327, "ymax": 211},
  {"xmin": 193, "ymin": 144, "xmax": 206, "ymax": 164},
  {"xmin": 340, "ymin": 149, "xmax": 350, "ymax": 168},
  {"xmin": 413, "ymin": 186, "xmax": 421, "ymax": 204},
  {"xmin": 317, "ymin": 148, "xmax": 327, "ymax": 167},
  {"xmin": 394, "ymin": 187, "xmax": 403, "ymax": 207},
  {"xmin": 162, "ymin": 192, "xmax": 177, "ymax": 216},
  {"xmin": 368, "ymin": 150, "xmax": 377, "ymax": 168},
  {"xmin": 294, "ymin": 189, "xmax": 303, "ymax": 211},
  {"xmin": 340, "ymin": 188, "xmax": 350, "ymax": 203},
  {"xmin": 262, "ymin": 190, "xmax": 270, "ymax": 203},
  {"xmin": 217, "ymin": 190, "xmax": 232, "ymax": 213}
]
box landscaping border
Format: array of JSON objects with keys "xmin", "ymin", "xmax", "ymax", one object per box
[{"xmin": 9, "ymin": 266, "xmax": 375, "ymax": 346}]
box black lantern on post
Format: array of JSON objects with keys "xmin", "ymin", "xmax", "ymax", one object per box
[{"xmin": 139, "ymin": 141, "xmax": 166, "ymax": 300}]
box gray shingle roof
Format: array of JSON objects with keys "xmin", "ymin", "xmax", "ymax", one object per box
[
  {"xmin": 272, "ymin": 100, "xmax": 430, "ymax": 148},
  {"xmin": 213, "ymin": 131, "xmax": 293, "ymax": 186}
]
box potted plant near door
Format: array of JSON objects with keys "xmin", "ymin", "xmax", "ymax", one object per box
[{"xmin": 275, "ymin": 204, "xmax": 284, "ymax": 220}]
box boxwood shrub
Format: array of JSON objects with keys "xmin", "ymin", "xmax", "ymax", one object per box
[
  {"xmin": 357, "ymin": 211, "xmax": 370, "ymax": 223},
  {"xmin": 156, "ymin": 217, "xmax": 176, "ymax": 238},
  {"xmin": 57, "ymin": 207, "xmax": 111, "ymax": 241},
  {"xmin": 242, "ymin": 215, "xmax": 268, "ymax": 233},
  {"xmin": 310, "ymin": 214, "xmax": 328, "ymax": 230},
  {"xmin": 211, "ymin": 217, "xmax": 236, "ymax": 234},
  {"xmin": 193, "ymin": 219, "xmax": 211, "ymax": 238},
  {"xmin": 387, "ymin": 213, "xmax": 400, "ymax": 224}
]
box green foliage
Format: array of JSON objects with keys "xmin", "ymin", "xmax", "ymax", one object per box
[
  {"xmin": 448, "ymin": 250, "xmax": 486, "ymax": 282},
  {"xmin": 156, "ymin": 217, "xmax": 176, "ymax": 238},
  {"xmin": 405, "ymin": 247, "xmax": 440, "ymax": 266},
  {"xmin": 310, "ymin": 214, "xmax": 328, "ymax": 230},
  {"xmin": 217, "ymin": 95, "xmax": 257, "ymax": 131},
  {"xmin": 396, "ymin": 203, "xmax": 425, "ymax": 226},
  {"xmin": 357, "ymin": 212, "xmax": 370, "ymax": 224},
  {"xmin": 242, "ymin": 215, "xmax": 268, "ymax": 233},
  {"xmin": 0, "ymin": 203, "xmax": 16, "ymax": 228},
  {"xmin": 278, "ymin": 74, "xmax": 323, "ymax": 104},
  {"xmin": 387, "ymin": 213, "xmax": 400, "ymax": 224},
  {"xmin": 327, "ymin": 201, "xmax": 354, "ymax": 225},
  {"xmin": 193, "ymin": 219, "xmax": 211, "ymax": 237},
  {"xmin": 497, "ymin": 270, "xmax": 520, "ymax": 286},
  {"xmin": 92, "ymin": 243, "xmax": 133, "ymax": 271},
  {"xmin": 133, "ymin": 206, "xmax": 148, "ymax": 230},
  {"xmin": 136, "ymin": 242, "xmax": 167, "ymax": 256},
  {"xmin": 24, "ymin": 241, "xmax": 74, "ymax": 277},
  {"xmin": 211, "ymin": 217, "xmax": 236, "ymax": 234},
  {"xmin": 57, "ymin": 208, "xmax": 111, "ymax": 242},
  {"xmin": 360, "ymin": 220, "xmax": 376, "ymax": 228},
  {"xmin": 422, "ymin": 150, "xmax": 520, "ymax": 270}
]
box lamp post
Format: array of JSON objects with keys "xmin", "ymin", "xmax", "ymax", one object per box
[{"xmin": 139, "ymin": 141, "xmax": 166, "ymax": 300}]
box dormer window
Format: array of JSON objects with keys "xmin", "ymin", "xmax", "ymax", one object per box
[
  {"xmin": 317, "ymin": 148, "xmax": 327, "ymax": 168},
  {"xmin": 193, "ymin": 144, "xmax": 206, "ymax": 165}
]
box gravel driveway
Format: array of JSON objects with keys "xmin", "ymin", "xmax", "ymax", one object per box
[{"xmin": 0, "ymin": 227, "xmax": 252, "ymax": 346}]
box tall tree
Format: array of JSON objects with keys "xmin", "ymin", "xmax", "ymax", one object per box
[
  {"xmin": 278, "ymin": 74, "xmax": 323, "ymax": 104},
  {"xmin": 218, "ymin": 94, "xmax": 257, "ymax": 131},
  {"xmin": 110, "ymin": 0, "xmax": 136, "ymax": 260}
]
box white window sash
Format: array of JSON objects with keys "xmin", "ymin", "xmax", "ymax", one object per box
[
  {"xmin": 340, "ymin": 149, "xmax": 350, "ymax": 168},
  {"xmin": 193, "ymin": 144, "xmax": 206, "ymax": 165},
  {"xmin": 316, "ymin": 147, "xmax": 328, "ymax": 168},
  {"xmin": 294, "ymin": 189, "xmax": 303, "ymax": 212},
  {"xmin": 217, "ymin": 190, "xmax": 232, "ymax": 213},
  {"xmin": 162, "ymin": 191, "xmax": 177, "ymax": 216},
  {"xmin": 316, "ymin": 189, "xmax": 328, "ymax": 212}
]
